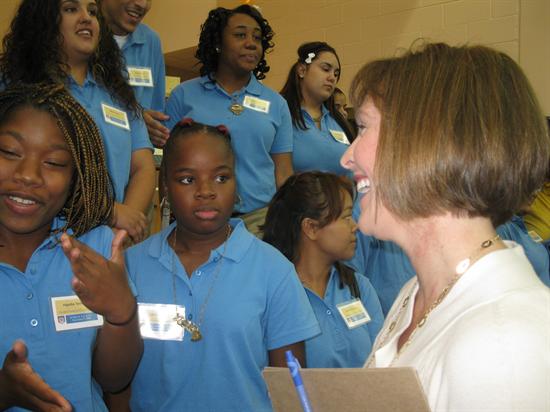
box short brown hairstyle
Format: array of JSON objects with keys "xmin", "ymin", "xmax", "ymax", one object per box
[{"xmin": 350, "ymin": 42, "xmax": 550, "ymax": 226}]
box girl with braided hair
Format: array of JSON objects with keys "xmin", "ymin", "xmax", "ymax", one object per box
[
  {"xmin": 164, "ymin": 5, "xmax": 294, "ymax": 236},
  {"xmin": 0, "ymin": 0, "xmax": 155, "ymax": 243},
  {"xmin": 0, "ymin": 83, "xmax": 142, "ymax": 411}
]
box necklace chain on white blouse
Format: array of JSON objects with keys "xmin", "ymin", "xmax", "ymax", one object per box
[{"xmin": 366, "ymin": 234, "xmax": 501, "ymax": 367}]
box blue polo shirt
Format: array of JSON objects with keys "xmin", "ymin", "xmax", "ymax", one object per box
[
  {"xmin": 0, "ymin": 219, "xmax": 114, "ymax": 412},
  {"xmin": 348, "ymin": 201, "xmax": 550, "ymax": 314},
  {"xmin": 498, "ymin": 215, "xmax": 550, "ymax": 287},
  {"xmin": 127, "ymin": 219, "xmax": 320, "ymax": 412},
  {"xmin": 165, "ymin": 75, "xmax": 293, "ymax": 213},
  {"xmin": 67, "ymin": 73, "xmax": 152, "ymax": 202},
  {"xmin": 120, "ymin": 24, "xmax": 165, "ymax": 112},
  {"xmin": 292, "ymin": 106, "xmax": 351, "ymax": 176},
  {"xmin": 304, "ymin": 266, "xmax": 384, "ymax": 368}
]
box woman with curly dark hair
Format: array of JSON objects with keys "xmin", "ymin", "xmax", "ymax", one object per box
[
  {"xmin": 164, "ymin": 4, "xmax": 294, "ymax": 237},
  {"xmin": 0, "ymin": 0, "xmax": 155, "ymax": 244},
  {"xmin": 280, "ymin": 42, "xmax": 355, "ymax": 177}
]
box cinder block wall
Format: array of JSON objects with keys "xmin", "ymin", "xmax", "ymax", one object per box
[
  {"xmin": 0, "ymin": 0, "xmax": 547, "ymax": 114},
  {"xmin": 218, "ymin": 0, "xmax": 548, "ymax": 115},
  {"xmin": 144, "ymin": 0, "xmax": 216, "ymax": 53},
  {"xmin": 219, "ymin": 0, "xmax": 517, "ymax": 96}
]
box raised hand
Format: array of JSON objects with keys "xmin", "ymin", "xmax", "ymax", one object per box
[
  {"xmin": 60, "ymin": 230, "xmax": 135, "ymax": 325},
  {"xmin": 0, "ymin": 340, "xmax": 72, "ymax": 412},
  {"xmin": 111, "ymin": 202, "xmax": 148, "ymax": 246},
  {"xmin": 143, "ymin": 109, "xmax": 170, "ymax": 148}
]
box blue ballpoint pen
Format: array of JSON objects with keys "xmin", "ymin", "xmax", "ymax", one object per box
[{"xmin": 285, "ymin": 350, "xmax": 313, "ymax": 412}]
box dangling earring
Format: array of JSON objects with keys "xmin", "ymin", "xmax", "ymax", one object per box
[
  {"xmin": 160, "ymin": 197, "xmax": 171, "ymax": 230},
  {"xmin": 215, "ymin": 46, "xmax": 221, "ymax": 53},
  {"xmin": 234, "ymin": 194, "xmax": 242, "ymax": 206}
]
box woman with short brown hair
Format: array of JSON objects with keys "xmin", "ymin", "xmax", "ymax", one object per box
[{"xmin": 341, "ymin": 42, "xmax": 549, "ymax": 411}]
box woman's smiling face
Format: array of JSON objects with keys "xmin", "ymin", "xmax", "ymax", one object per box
[{"xmin": 341, "ymin": 97, "xmax": 397, "ymax": 239}]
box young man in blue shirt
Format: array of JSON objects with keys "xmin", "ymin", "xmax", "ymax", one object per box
[{"xmin": 101, "ymin": 0, "xmax": 170, "ymax": 147}]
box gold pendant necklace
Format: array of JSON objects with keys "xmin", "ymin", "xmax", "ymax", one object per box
[
  {"xmin": 171, "ymin": 225, "xmax": 231, "ymax": 342},
  {"xmin": 216, "ymin": 79, "xmax": 245, "ymax": 115},
  {"xmin": 174, "ymin": 315, "xmax": 202, "ymax": 341},
  {"xmin": 229, "ymin": 102, "xmax": 244, "ymax": 115},
  {"xmin": 366, "ymin": 234, "xmax": 501, "ymax": 366}
]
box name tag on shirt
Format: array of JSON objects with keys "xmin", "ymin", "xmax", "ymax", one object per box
[
  {"xmin": 51, "ymin": 295, "xmax": 103, "ymax": 331},
  {"xmin": 127, "ymin": 66, "xmax": 154, "ymax": 87},
  {"xmin": 138, "ymin": 303, "xmax": 185, "ymax": 341},
  {"xmin": 330, "ymin": 130, "xmax": 350, "ymax": 145},
  {"xmin": 243, "ymin": 95, "xmax": 270, "ymax": 113},
  {"xmin": 528, "ymin": 230, "xmax": 543, "ymax": 243},
  {"xmin": 337, "ymin": 299, "xmax": 371, "ymax": 329},
  {"xmin": 101, "ymin": 103, "xmax": 130, "ymax": 130}
]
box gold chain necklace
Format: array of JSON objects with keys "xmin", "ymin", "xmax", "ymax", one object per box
[
  {"xmin": 229, "ymin": 95, "xmax": 244, "ymax": 115},
  {"xmin": 367, "ymin": 234, "xmax": 501, "ymax": 366},
  {"xmin": 216, "ymin": 79, "xmax": 245, "ymax": 115},
  {"xmin": 171, "ymin": 225, "xmax": 231, "ymax": 341}
]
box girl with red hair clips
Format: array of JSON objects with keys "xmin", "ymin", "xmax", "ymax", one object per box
[{"xmin": 120, "ymin": 119, "xmax": 319, "ymax": 412}]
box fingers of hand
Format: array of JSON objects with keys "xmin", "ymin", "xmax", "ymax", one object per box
[
  {"xmin": 19, "ymin": 373, "xmax": 72, "ymax": 412},
  {"xmin": 145, "ymin": 109, "xmax": 170, "ymax": 123},
  {"xmin": 145, "ymin": 116, "xmax": 169, "ymax": 133},
  {"xmin": 144, "ymin": 110, "xmax": 170, "ymax": 146},
  {"xmin": 127, "ymin": 229, "xmax": 144, "ymax": 245},
  {"xmin": 111, "ymin": 230, "xmax": 128, "ymax": 264},
  {"xmin": 129, "ymin": 215, "xmax": 147, "ymax": 243},
  {"xmin": 3, "ymin": 348, "xmax": 72, "ymax": 412},
  {"xmin": 147, "ymin": 125, "xmax": 169, "ymax": 144},
  {"xmin": 146, "ymin": 110, "xmax": 169, "ymax": 121},
  {"xmin": 60, "ymin": 234, "xmax": 86, "ymax": 266},
  {"xmin": 121, "ymin": 235, "xmax": 134, "ymax": 250},
  {"xmin": 68, "ymin": 245, "xmax": 109, "ymax": 297},
  {"xmin": 67, "ymin": 246, "xmax": 102, "ymax": 285},
  {"xmin": 59, "ymin": 233, "xmax": 73, "ymax": 255},
  {"xmin": 23, "ymin": 383, "xmax": 70, "ymax": 412},
  {"xmin": 71, "ymin": 277, "xmax": 87, "ymax": 296},
  {"xmin": 151, "ymin": 135, "xmax": 168, "ymax": 148},
  {"xmin": 10, "ymin": 341, "xmax": 28, "ymax": 363},
  {"xmin": 111, "ymin": 206, "xmax": 147, "ymax": 244}
]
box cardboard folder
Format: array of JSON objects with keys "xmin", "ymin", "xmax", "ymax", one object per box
[{"xmin": 263, "ymin": 367, "xmax": 430, "ymax": 412}]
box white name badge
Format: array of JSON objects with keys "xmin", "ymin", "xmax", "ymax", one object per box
[
  {"xmin": 138, "ymin": 303, "xmax": 185, "ymax": 341},
  {"xmin": 330, "ymin": 130, "xmax": 350, "ymax": 145},
  {"xmin": 127, "ymin": 66, "xmax": 154, "ymax": 87},
  {"xmin": 101, "ymin": 103, "xmax": 130, "ymax": 130},
  {"xmin": 51, "ymin": 295, "xmax": 103, "ymax": 331},
  {"xmin": 337, "ymin": 299, "xmax": 371, "ymax": 329},
  {"xmin": 528, "ymin": 230, "xmax": 543, "ymax": 243},
  {"xmin": 243, "ymin": 95, "xmax": 270, "ymax": 113}
]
